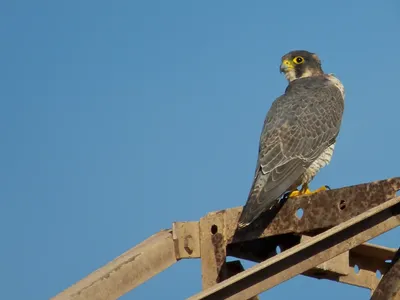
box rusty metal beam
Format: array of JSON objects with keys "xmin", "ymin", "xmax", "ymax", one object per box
[
  {"xmin": 52, "ymin": 230, "xmax": 177, "ymax": 300},
  {"xmin": 371, "ymin": 246, "xmax": 400, "ymax": 300},
  {"xmin": 228, "ymin": 178, "xmax": 400, "ymax": 243},
  {"xmin": 180, "ymin": 178, "xmax": 400, "ymax": 265},
  {"xmin": 187, "ymin": 197, "xmax": 400, "ymax": 300}
]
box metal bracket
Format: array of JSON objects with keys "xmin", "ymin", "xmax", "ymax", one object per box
[{"xmin": 172, "ymin": 221, "xmax": 200, "ymax": 259}]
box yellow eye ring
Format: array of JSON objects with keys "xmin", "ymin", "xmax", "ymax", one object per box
[{"xmin": 293, "ymin": 56, "xmax": 304, "ymax": 64}]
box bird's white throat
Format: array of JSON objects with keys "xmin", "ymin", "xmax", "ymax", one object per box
[{"xmin": 284, "ymin": 68, "xmax": 317, "ymax": 82}]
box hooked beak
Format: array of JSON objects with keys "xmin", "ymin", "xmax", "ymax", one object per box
[{"xmin": 280, "ymin": 59, "xmax": 293, "ymax": 73}]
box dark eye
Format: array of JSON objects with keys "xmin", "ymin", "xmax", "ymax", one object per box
[{"xmin": 293, "ymin": 56, "xmax": 304, "ymax": 64}]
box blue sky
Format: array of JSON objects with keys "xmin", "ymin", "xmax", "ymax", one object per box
[{"xmin": 1, "ymin": 1, "xmax": 400, "ymax": 299}]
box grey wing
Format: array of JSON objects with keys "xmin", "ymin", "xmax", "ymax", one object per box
[{"xmin": 238, "ymin": 79, "xmax": 344, "ymax": 228}]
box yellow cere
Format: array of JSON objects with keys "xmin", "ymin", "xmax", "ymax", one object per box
[{"xmin": 282, "ymin": 59, "xmax": 293, "ymax": 68}]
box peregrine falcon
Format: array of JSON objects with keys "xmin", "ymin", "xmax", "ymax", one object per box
[{"xmin": 237, "ymin": 50, "xmax": 345, "ymax": 229}]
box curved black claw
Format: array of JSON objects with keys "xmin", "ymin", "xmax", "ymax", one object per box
[
  {"xmin": 325, "ymin": 185, "xmax": 331, "ymax": 190},
  {"xmin": 282, "ymin": 190, "xmax": 296, "ymax": 201}
]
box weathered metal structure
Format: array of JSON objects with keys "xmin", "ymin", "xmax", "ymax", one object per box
[{"xmin": 52, "ymin": 178, "xmax": 400, "ymax": 300}]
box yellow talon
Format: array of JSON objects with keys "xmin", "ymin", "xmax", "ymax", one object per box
[
  {"xmin": 288, "ymin": 185, "xmax": 330, "ymax": 198},
  {"xmin": 312, "ymin": 185, "xmax": 330, "ymax": 193},
  {"xmin": 288, "ymin": 190, "xmax": 301, "ymax": 197},
  {"xmin": 301, "ymin": 188, "xmax": 314, "ymax": 195}
]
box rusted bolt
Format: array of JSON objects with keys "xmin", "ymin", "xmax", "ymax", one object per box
[
  {"xmin": 184, "ymin": 234, "xmax": 194, "ymax": 255},
  {"xmin": 339, "ymin": 200, "xmax": 346, "ymax": 210}
]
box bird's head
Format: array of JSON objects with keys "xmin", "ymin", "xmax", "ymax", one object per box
[{"xmin": 280, "ymin": 50, "xmax": 324, "ymax": 82}]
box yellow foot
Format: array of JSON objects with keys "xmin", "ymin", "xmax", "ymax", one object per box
[
  {"xmin": 288, "ymin": 185, "xmax": 330, "ymax": 198},
  {"xmin": 312, "ymin": 185, "xmax": 330, "ymax": 193}
]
